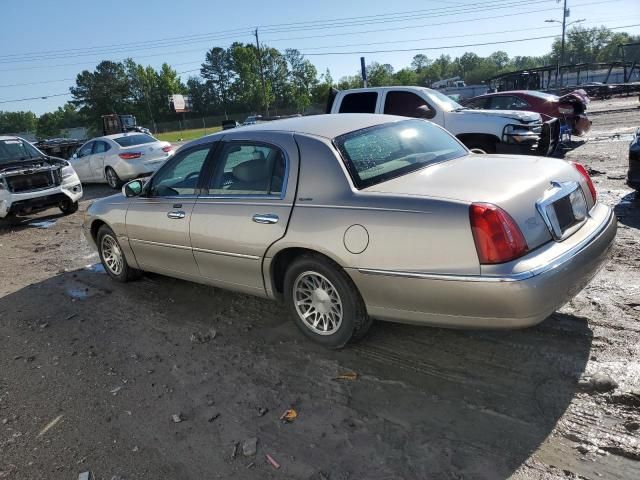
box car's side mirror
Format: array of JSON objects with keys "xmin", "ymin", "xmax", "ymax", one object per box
[
  {"xmin": 416, "ymin": 105, "xmax": 436, "ymax": 119},
  {"xmin": 123, "ymin": 179, "xmax": 144, "ymax": 197},
  {"xmin": 72, "ymin": 153, "xmax": 78, "ymax": 159}
]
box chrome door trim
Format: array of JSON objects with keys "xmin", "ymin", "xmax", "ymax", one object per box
[
  {"xmin": 167, "ymin": 210, "xmax": 186, "ymax": 219},
  {"xmin": 129, "ymin": 238, "xmax": 191, "ymax": 251},
  {"xmin": 192, "ymin": 247, "xmax": 260, "ymax": 260}
]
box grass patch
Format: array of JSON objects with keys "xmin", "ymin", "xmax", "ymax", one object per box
[{"xmin": 156, "ymin": 126, "xmax": 222, "ymax": 143}]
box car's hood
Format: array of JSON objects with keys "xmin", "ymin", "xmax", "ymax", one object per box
[
  {"xmin": 0, "ymin": 156, "xmax": 65, "ymax": 175},
  {"xmin": 364, "ymin": 153, "xmax": 586, "ymax": 249},
  {"xmin": 454, "ymin": 108, "xmax": 541, "ymax": 123}
]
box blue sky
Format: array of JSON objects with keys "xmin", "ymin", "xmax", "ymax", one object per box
[{"xmin": 1, "ymin": 0, "xmax": 639, "ymax": 114}]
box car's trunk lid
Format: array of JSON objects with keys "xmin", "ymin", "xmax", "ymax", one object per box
[{"xmin": 363, "ymin": 154, "xmax": 590, "ymax": 250}]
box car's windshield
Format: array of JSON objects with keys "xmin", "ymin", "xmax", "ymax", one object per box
[
  {"xmin": 113, "ymin": 134, "xmax": 156, "ymax": 147},
  {"xmin": 0, "ymin": 138, "xmax": 44, "ymax": 164},
  {"xmin": 425, "ymin": 89, "xmax": 464, "ymax": 111},
  {"xmin": 334, "ymin": 119, "xmax": 467, "ymax": 189}
]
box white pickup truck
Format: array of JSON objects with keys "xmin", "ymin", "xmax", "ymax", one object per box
[{"xmin": 327, "ymin": 86, "xmax": 559, "ymax": 155}]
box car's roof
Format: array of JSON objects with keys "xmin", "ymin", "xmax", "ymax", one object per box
[
  {"xmin": 0, "ymin": 135, "xmax": 20, "ymax": 141},
  {"xmin": 218, "ymin": 113, "xmax": 404, "ymax": 140}
]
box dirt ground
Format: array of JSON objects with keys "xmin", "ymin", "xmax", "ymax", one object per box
[{"xmin": 1, "ymin": 98, "xmax": 639, "ymax": 480}]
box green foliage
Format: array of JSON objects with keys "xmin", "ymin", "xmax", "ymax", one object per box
[{"xmin": 0, "ymin": 111, "xmax": 37, "ymax": 134}]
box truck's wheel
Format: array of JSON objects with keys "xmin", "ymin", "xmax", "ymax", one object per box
[
  {"xmin": 105, "ymin": 167, "xmax": 122, "ymax": 189},
  {"xmin": 59, "ymin": 199, "xmax": 79, "ymax": 215},
  {"xmin": 283, "ymin": 254, "xmax": 372, "ymax": 349},
  {"xmin": 466, "ymin": 138, "xmax": 497, "ymax": 154}
]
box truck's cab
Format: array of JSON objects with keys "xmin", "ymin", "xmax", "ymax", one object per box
[{"xmin": 327, "ymin": 86, "xmax": 559, "ymax": 156}]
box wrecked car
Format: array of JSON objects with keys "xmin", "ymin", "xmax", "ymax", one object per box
[
  {"xmin": 83, "ymin": 115, "xmax": 615, "ymax": 348},
  {"xmin": 327, "ymin": 86, "xmax": 560, "ymax": 155},
  {"xmin": 464, "ymin": 89, "xmax": 592, "ymax": 137},
  {"xmin": 0, "ymin": 136, "xmax": 82, "ymax": 223}
]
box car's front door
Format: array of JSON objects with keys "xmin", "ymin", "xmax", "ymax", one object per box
[
  {"xmin": 190, "ymin": 133, "xmax": 298, "ymax": 295},
  {"xmin": 70, "ymin": 141, "xmax": 94, "ymax": 181},
  {"xmin": 90, "ymin": 140, "xmax": 110, "ymax": 180},
  {"xmin": 125, "ymin": 143, "xmax": 214, "ymax": 278}
]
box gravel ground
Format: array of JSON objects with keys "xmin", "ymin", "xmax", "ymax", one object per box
[{"xmin": 0, "ymin": 99, "xmax": 639, "ymax": 480}]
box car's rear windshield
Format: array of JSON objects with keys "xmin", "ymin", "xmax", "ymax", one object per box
[
  {"xmin": 334, "ymin": 119, "xmax": 467, "ymax": 189},
  {"xmin": 0, "ymin": 138, "xmax": 43, "ymax": 164},
  {"xmin": 113, "ymin": 134, "xmax": 156, "ymax": 147},
  {"xmin": 524, "ymin": 91, "xmax": 558, "ymax": 101}
]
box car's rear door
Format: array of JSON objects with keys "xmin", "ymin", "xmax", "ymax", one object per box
[
  {"xmin": 189, "ymin": 132, "xmax": 298, "ymax": 295},
  {"xmin": 125, "ymin": 143, "xmax": 214, "ymax": 277}
]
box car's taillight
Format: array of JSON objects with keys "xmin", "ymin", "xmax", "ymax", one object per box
[
  {"xmin": 162, "ymin": 145, "xmax": 173, "ymax": 153},
  {"xmin": 469, "ymin": 203, "xmax": 528, "ymax": 264},
  {"xmin": 570, "ymin": 161, "xmax": 597, "ymax": 203},
  {"xmin": 118, "ymin": 152, "xmax": 142, "ymax": 160}
]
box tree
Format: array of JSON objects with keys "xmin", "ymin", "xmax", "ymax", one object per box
[
  {"xmin": 367, "ymin": 62, "xmax": 394, "ymax": 86},
  {"xmin": 36, "ymin": 113, "xmax": 61, "ymax": 139},
  {"xmin": 285, "ymin": 49, "xmax": 318, "ymax": 113},
  {"xmin": 71, "ymin": 61, "xmax": 132, "ymax": 130},
  {"xmin": 201, "ymin": 47, "xmax": 233, "ymax": 114},
  {"xmin": 186, "ymin": 76, "xmax": 209, "ymax": 114},
  {"xmin": 0, "ymin": 111, "xmax": 37, "ymax": 134},
  {"xmin": 393, "ymin": 68, "xmax": 417, "ymax": 86},
  {"xmin": 411, "ymin": 54, "xmax": 431, "ymax": 72}
]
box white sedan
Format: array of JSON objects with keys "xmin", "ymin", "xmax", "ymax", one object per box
[{"xmin": 70, "ymin": 133, "xmax": 175, "ymax": 189}]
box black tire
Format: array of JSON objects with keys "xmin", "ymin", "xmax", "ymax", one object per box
[
  {"xmin": 59, "ymin": 199, "xmax": 79, "ymax": 215},
  {"xmin": 0, "ymin": 214, "xmax": 21, "ymax": 229},
  {"xmin": 465, "ymin": 138, "xmax": 497, "ymax": 154},
  {"xmin": 96, "ymin": 225, "xmax": 141, "ymax": 282},
  {"xmin": 105, "ymin": 167, "xmax": 123, "ymax": 189},
  {"xmin": 283, "ymin": 254, "xmax": 372, "ymax": 349}
]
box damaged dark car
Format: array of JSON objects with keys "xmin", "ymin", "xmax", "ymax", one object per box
[{"xmin": 0, "ymin": 136, "xmax": 83, "ymax": 224}]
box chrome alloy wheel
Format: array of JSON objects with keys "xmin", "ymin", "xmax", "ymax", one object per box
[
  {"xmin": 293, "ymin": 271, "xmax": 343, "ymax": 335},
  {"xmin": 101, "ymin": 234, "xmax": 124, "ymax": 275}
]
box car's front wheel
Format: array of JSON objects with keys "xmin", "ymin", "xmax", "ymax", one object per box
[
  {"xmin": 105, "ymin": 167, "xmax": 122, "ymax": 189},
  {"xmin": 59, "ymin": 199, "xmax": 78, "ymax": 215},
  {"xmin": 97, "ymin": 225, "xmax": 141, "ymax": 282},
  {"xmin": 283, "ymin": 254, "xmax": 372, "ymax": 348}
]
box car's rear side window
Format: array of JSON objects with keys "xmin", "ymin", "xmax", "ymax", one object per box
[
  {"xmin": 113, "ymin": 134, "xmax": 156, "ymax": 147},
  {"xmin": 334, "ymin": 119, "xmax": 467, "ymax": 189},
  {"xmin": 338, "ymin": 92, "xmax": 378, "ymax": 113}
]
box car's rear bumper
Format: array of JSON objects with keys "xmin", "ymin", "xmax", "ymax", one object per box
[
  {"xmin": 113, "ymin": 154, "xmax": 172, "ymax": 180},
  {"xmin": 348, "ymin": 203, "xmax": 616, "ymax": 328}
]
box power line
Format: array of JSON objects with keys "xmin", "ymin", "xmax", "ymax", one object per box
[
  {"xmin": 0, "ymin": 93, "xmax": 71, "ymax": 105},
  {"xmin": 0, "ymin": 0, "xmax": 625, "ymax": 73},
  {"xmin": 0, "ymin": 0, "xmax": 551, "ymax": 62}
]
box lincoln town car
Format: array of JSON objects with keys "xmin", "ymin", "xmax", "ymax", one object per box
[{"xmin": 83, "ymin": 114, "xmax": 616, "ymax": 348}]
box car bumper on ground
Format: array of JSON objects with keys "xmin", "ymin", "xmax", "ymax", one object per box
[
  {"xmin": 498, "ymin": 118, "xmax": 560, "ymax": 156},
  {"xmin": 348, "ymin": 203, "xmax": 616, "ymax": 328},
  {"xmin": 0, "ymin": 182, "xmax": 82, "ymax": 218}
]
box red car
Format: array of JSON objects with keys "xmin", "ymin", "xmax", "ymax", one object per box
[{"xmin": 463, "ymin": 90, "xmax": 592, "ymax": 136}]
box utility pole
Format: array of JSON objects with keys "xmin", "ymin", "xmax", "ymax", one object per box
[
  {"xmin": 254, "ymin": 28, "xmax": 269, "ymax": 116},
  {"xmin": 560, "ymin": 0, "xmax": 568, "ymax": 84}
]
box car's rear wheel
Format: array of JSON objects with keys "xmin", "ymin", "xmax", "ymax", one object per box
[
  {"xmin": 105, "ymin": 167, "xmax": 122, "ymax": 189},
  {"xmin": 59, "ymin": 199, "xmax": 78, "ymax": 215},
  {"xmin": 283, "ymin": 254, "xmax": 372, "ymax": 348},
  {"xmin": 97, "ymin": 225, "xmax": 141, "ymax": 282}
]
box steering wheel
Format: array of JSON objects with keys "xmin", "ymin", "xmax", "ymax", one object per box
[{"xmin": 184, "ymin": 171, "xmax": 200, "ymax": 183}]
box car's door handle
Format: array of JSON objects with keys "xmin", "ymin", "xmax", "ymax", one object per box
[
  {"xmin": 167, "ymin": 210, "xmax": 186, "ymax": 219},
  {"xmin": 252, "ymin": 213, "xmax": 279, "ymax": 224}
]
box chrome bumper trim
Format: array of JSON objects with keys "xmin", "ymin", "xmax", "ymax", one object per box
[{"xmin": 358, "ymin": 207, "xmax": 614, "ymax": 283}]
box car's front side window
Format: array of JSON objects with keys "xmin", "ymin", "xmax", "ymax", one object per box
[
  {"xmin": 207, "ymin": 142, "xmax": 286, "ymax": 196},
  {"xmin": 77, "ymin": 142, "xmax": 94, "ymax": 158},
  {"xmin": 147, "ymin": 145, "xmax": 211, "ymax": 197}
]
